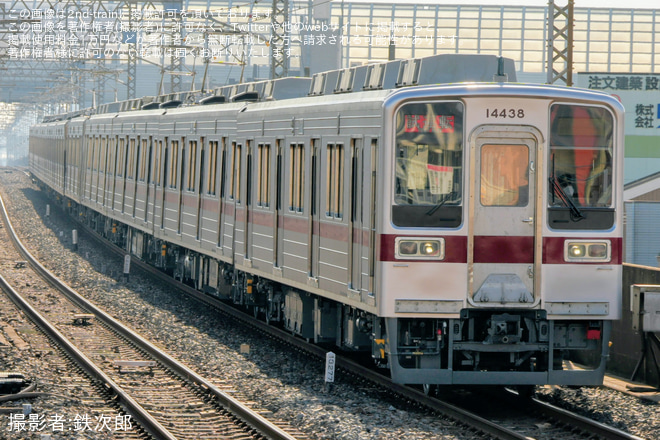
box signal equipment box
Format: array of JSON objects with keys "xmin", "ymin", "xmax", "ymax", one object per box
[{"xmin": 630, "ymin": 285, "xmax": 660, "ymax": 332}]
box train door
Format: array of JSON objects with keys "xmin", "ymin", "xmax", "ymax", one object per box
[
  {"xmin": 150, "ymin": 138, "xmax": 162, "ymax": 228},
  {"xmin": 103, "ymin": 136, "xmax": 114, "ymax": 209},
  {"xmin": 111, "ymin": 136, "xmax": 121, "ymax": 211},
  {"xmin": 196, "ymin": 137, "xmax": 206, "ymax": 241},
  {"xmin": 273, "ymin": 140, "xmax": 284, "ymax": 271},
  {"xmin": 97, "ymin": 137, "xmax": 107, "ymax": 204},
  {"xmin": 63, "ymin": 141, "xmax": 67, "ymax": 195},
  {"xmin": 114, "ymin": 137, "xmax": 125, "ymax": 211},
  {"xmin": 94, "ymin": 137, "xmax": 102, "ymax": 202},
  {"xmin": 348, "ymin": 138, "xmax": 363, "ymax": 294},
  {"xmin": 159, "ymin": 138, "xmax": 169, "ymax": 229},
  {"xmin": 469, "ymin": 127, "xmax": 542, "ymax": 306},
  {"xmin": 86, "ymin": 135, "xmax": 96, "ymax": 201},
  {"xmin": 184, "ymin": 138, "xmax": 198, "ymax": 237},
  {"xmin": 138, "ymin": 137, "xmax": 148, "ymax": 218},
  {"xmin": 245, "ymin": 140, "xmax": 253, "ymax": 261},
  {"xmin": 308, "ymin": 140, "xmax": 320, "ymax": 281},
  {"xmin": 78, "ymin": 135, "xmax": 85, "ymax": 199},
  {"xmin": 223, "ymin": 141, "xmax": 240, "ymax": 259},
  {"xmin": 120, "ymin": 137, "xmax": 130, "ymax": 213},
  {"xmin": 94, "ymin": 137, "xmax": 102, "ymax": 203},
  {"xmin": 177, "ymin": 138, "xmax": 186, "ymax": 234},
  {"xmin": 365, "ymin": 139, "xmax": 378, "ymax": 298},
  {"xmin": 77, "ymin": 135, "xmax": 87, "ymax": 200},
  {"xmin": 217, "ymin": 138, "xmax": 227, "ymax": 250},
  {"xmin": 94, "ymin": 137, "xmax": 107, "ymax": 204},
  {"xmin": 125, "ymin": 137, "xmax": 137, "ymax": 213},
  {"xmin": 144, "ymin": 136, "xmax": 154, "ymax": 223},
  {"xmin": 132, "ymin": 137, "xmax": 141, "ymax": 217}
]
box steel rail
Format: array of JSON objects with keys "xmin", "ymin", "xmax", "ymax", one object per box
[
  {"xmin": 0, "ymin": 193, "xmax": 299, "ymax": 440},
  {"xmin": 0, "ymin": 274, "xmax": 177, "ymax": 440},
  {"xmin": 529, "ymin": 397, "xmax": 646, "ymax": 440},
  {"xmin": 0, "ymin": 199, "xmax": 176, "ymax": 440}
]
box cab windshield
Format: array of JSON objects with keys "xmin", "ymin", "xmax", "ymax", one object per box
[
  {"xmin": 548, "ymin": 103, "xmax": 614, "ymax": 229},
  {"xmin": 393, "ymin": 101, "xmax": 464, "ymax": 228}
]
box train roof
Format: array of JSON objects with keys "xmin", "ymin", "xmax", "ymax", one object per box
[
  {"xmin": 38, "ymin": 53, "xmax": 519, "ymax": 123},
  {"xmin": 382, "ymin": 81, "xmax": 624, "ymax": 104}
]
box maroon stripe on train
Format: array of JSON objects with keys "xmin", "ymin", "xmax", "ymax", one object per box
[
  {"xmin": 201, "ymin": 199, "xmax": 220, "ymax": 211},
  {"xmin": 235, "ymin": 206, "xmax": 245, "ymax": 222},
  {"xmin": 249, "ymin": 209, "xmax": 274, "ymax": 228},
  {"xmin": 474, "ymin": 236, "xmax": 534, "ymax": 264},
  {"xmin": 151, "ymin": 189, "xmax": 624, "ymax": 266},
  {"xmin": 222, "ymin": 201, "xmax": 235, "ymax": 216},
  {"xmin": 379, "ymin": 234, "xmax": 623, "ymax": 264},
  {"xmin": 182, "ymin": 193, "xmax": 197, "ymax": 204},
  {"xmin": 164, "ymin": 191, "xmax": 178, "ymax": 203}
]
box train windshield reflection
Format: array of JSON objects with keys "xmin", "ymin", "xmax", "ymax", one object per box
[
  {"xmin": 549, "ymin": 104, "xmax": 614, "ymax": 208},
  {"xmin": 394, "ymin": 101, "xmax": 464, "ymax": 207}
]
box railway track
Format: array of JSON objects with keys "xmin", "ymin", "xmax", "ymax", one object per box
[
  {"xmin": 0, "ymin": 191, "xmax": 307, "ymax": 440},
  {"xmin": 433, "ymin": 385, "xmax": 648, "ymax": 440},
  {"xmin": 527, "ymin": 393, "xmax": 647, "ymax": 440},
  {"xmin": 0, "ymin": 169, "xmax": 652, "ymax": 440},
  {"xmin": 63, "ymin": 194, "xmax": 647, "ymax": 440},
  {"xmin": 0, "ymin": 201, "xmax": 143, "ymax": 438}
]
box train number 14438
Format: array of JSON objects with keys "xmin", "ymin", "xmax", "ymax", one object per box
[{"xmin": 486, "ymin": 108, "xmax": 525, "ymax": 118}]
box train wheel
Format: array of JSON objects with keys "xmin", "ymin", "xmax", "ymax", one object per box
[
  {"xmin": 422, "ymin": 384, "xmax": 438, "ymax": 397},
  {"xmin": 265, "ymin": 299, "xmax": 277, "ymax": 325}
]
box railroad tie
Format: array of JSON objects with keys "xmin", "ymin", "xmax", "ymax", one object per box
[
  {"xmin": 72, "ymin": 314, "xmax": 94, "ymax": 326},
  {"xmin": 113, "ymin": 360, "xmax": 156, "ymax": 374}
]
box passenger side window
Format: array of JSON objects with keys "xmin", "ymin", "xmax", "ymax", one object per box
[
  {"xmin": 289, "ymin": 143, "xmax": 304, "ymax": 212},
  {"xmin": 326, "ymin": 143, "xmax": 344, "ymax": 218},
  {"xmin": 169, "ymin": 140, "xmax": 179, "ymax": 188},
  {"xmin": 257, "ymin": 143, "xmax": 271, "ymax": 207}
]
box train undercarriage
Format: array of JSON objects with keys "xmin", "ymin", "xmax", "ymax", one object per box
[
  {"xmin": 56, "ymin": 194, "xmax": 609, "ymax": 387},
  {"xmin": 386, "ymin": 313, "xmax": 608, "ymax": 386}
]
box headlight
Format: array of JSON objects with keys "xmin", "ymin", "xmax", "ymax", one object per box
[
  {"xmin": 568, "ymin": 244, "xmax": 586, "ymax": 258},
  {"xmin": 564, "ymin": 240, "xmax": 611, "ymax": 262},
  {"xmin": 396, "ymin": 237, "xmax": 445, "ymax": 260}
]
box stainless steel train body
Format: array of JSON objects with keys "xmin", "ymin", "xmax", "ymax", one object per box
[{"xmin": 29, "ymin": 54, "xmax": 624, "ymax": 387}]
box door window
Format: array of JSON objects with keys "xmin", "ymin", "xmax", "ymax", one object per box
[{"xmin": 480, "ymin": 144, "xmax": 529, "ymax": 207}]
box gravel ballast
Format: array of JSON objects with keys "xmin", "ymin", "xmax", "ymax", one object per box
[{"xmin": 0, "ymin": 169, "xmax": 658, "ymax": 440}]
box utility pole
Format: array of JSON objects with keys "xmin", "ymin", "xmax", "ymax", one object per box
[
  {"xmin": 270, "ymin": 0, "xmax": 289, "ymax": 79},
  {"xmin": 547, "ymin": 0, "xmax": 574, "ymax": 86}
]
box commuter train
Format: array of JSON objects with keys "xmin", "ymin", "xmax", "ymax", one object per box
[{"xmin": 29, "ymin": 54, "xmax": 624, "ymax": 389}]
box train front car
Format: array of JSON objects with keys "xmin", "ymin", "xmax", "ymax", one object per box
[{"xmin": 377, "ymin": 84, "xmax": 624, "ymax": 387}]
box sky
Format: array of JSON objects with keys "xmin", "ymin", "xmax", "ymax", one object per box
[{"xmin": 347, "ymin": 0, "xmax": 657, "ymax": 8}]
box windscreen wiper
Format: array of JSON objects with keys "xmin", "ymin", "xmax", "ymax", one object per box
[
  {"xmin": 426, "ymin": 191, "xmax": 455, "ymax": 216},
  {"xmin": 549, "ymin": 176, "xmax": 585, "ymax": 221}
]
